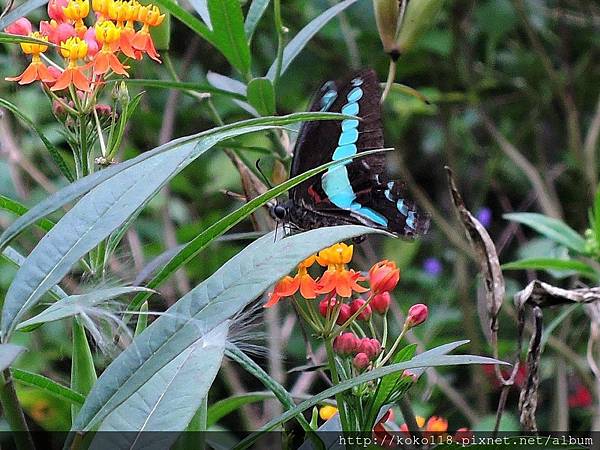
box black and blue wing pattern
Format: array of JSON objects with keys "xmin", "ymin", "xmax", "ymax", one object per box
[{"xmin": 282, "ymin": 68, "xmax": 430, "ymax": 238}]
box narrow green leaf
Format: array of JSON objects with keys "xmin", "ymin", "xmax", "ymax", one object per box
[
  {"xmin": 0, "ymin": 111, "xmax": 340, "ymax": 256},
  {"xmin": 503, "ymin": 213, "xmax": 586, "ymax": 254},
  {"xmin": 0, "ymin": 31, "xmax": 58, "ymax": 46},
  {"xmin": 12, "ymin": 368, "xmax": 85, "ymax": 406},
  {"xmin": 244, "ymin": 0, "xmax": 270, "ymax": 40},
  {"xmin": 152, "ymin": 0, "xmax": 213, "ymax": 43},
  {"xmin": 247, "ymin": 77, "xmax": 276, "ymax": 116},
  {"xmin": 0, "ymin": 344, "xmax": 25, "ymax": 371},
  {"xmin": 207, "ymin": 392, "xmax": 274, "ymax": 427},
  {"xmin": 208, "ymin": 0, "xmax": 251, "ymax": 76},
  {"xmin": 0, "ymin": 112, "xmax": 348, "ymax": 339},
  {"xmin": 234, "ymin": 350, "xmax": 506, "ymax": 449},
  {"xmin": 125, "ymin": 148, "xmax": 389, "ymax": 316},
  {"xmin": 71, "ymin": 318, "xmax": 97, "ymax": 420},
  {"xmin": 134, "ymin": 302, "xmax": 149, "ymax": 337},
  {"xmin": 266, "ymin": 0, "xmax": 359, "ymax": 80},
  {"xmin": 502, "ymin": 258, "xmax": 597, "ymax": 280},
  {"xmin": 207, "ymin": 71, "xmax": 257, "ymax": 115},
  {"xmin": 17, "ymin": 287, "xmax": 153, "ymax": 330},
  {"xmin": 0, "ymin": 98, "xmax": 74, "ymax": 182},
  {"xmin": 0, "ymin": 195, "xmax": 54, "ymax": 232},
  {"xmin": 187, "ymin": 0, "xmax": 211, "ymax": 28},
  {"xmin": 120, "ymin": 79, "xmax": 246, "ymax": 100},
  {"xmin": 71, "ymin": 226, "xmax": 382, "ymax": 434}
]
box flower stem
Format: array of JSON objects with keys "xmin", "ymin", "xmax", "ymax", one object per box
[
  {"xmin": 324, "ymin": 338, "xmax": 351, "ymax": 433},
  {"xmin": 0, "ymin": 369, "xmax": 35, "ymax": 450},
  {"xmin": 337, "ymin": 292, "xmax": 374, "ymax": 334},
  {"xmin": 377, "ymin": 326, "xmax": 407, "ymax": 366}
]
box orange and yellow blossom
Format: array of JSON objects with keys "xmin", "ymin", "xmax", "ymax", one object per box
[
  {"xmin": 108, "ymin": 0, "xmax": 141, "ymax": 59},
  {"xmin": 51, "ymin": 36, "xmax": 90, "ymax": 91},
  {"xmin": 89, "ymin": 20, "xmax": 128, "ymax": 76},
  {"xmin": 62, "ymin": 0, "xmax": 90, "ymax": 36},
  {"xmin": 265, "ymin": 255, "xmax": 319, "ymax": 308},
  {"xmin": 5, "ymin": 32, "xmax": 56, "ymax": 85},
  {"xmin": 92, "ymin": 0, "xmax": 112, "ymax": 21},
  {"xmin": 315, "ymin": 243, "xmax": 368, "ymax": 298},
  {"xmin": 132, "ymin": 3, "xmax": 164, "ymax": 62}
]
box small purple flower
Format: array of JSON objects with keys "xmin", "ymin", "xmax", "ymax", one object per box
[
  {"xmin": 423, "ymin": 257, "xmax": 442, "ymax": 277},
  {"xmin": 476, "ymin": 207, "xmax": 492, "ymax": 228}
]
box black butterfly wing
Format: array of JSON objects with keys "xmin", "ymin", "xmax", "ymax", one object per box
[{"xmin": 289, "ymin": 68, "xmax": 430, "ymax": 237}]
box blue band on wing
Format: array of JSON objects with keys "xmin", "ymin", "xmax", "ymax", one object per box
[{"xmin": 320, "ymin": 79, "xmax": 388, "ymax": 227}]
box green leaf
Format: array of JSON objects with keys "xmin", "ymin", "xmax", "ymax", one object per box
[
  {"xmin": 0, "ymin": 344, "xmax": 25, "ymax": 371},
  {"xmin": 207, "ymin": 71, "xmax": 257, "ymax": 115},
  {"xmin": 0, "ymin": 0, "xmax": 48, "ymax": 30},
  {"xmin": 12, "ymin": 368, "xmax": 85, "ymax": 406},
  {"xmin": 266, "ymin": 0, "xmax": 359, "ymax": 80},
  {"xmin": 247, "ymin": 77, "xmax": 276, "ymax": 116},
  {"xmin": 0, "ymin": 195, "xmax": 54, "ymax": 232},
  {"xmin": 244, "ymin": 0, "xmax": 270, "ymax": 41},
  {"xmin": 152, "ymin": 0, "xmax": 213, "ymax": 43},
  {"xmin": 120, "ymin": 79, "xmax": 246, "ymax": 100},
  {"xmin": 503, "ymin": 213, "xmax": 586, "ymax": 254},
  {"xmin": 125, "ymin": 148, "xmax": 390, "ymax": 316},
  {"xmin": 16, "ymin": 287, "xmax": 153, "ymax": 330},
  {"xmin": 502, "ymin": 258, "xmax": 598, "ymax": 281},
  {"xmin": 234, "ymin": 345, "xmax": 506, "ymax": 449},
  {"xmin": 0, "ymin": 31, "xmax": 58, "ymax": 46},
  {"xmin": 0, "ymin": 98, "xmax": 74, "ymax": 182},
  {"xmin": 0, "ymin": 112, "xmax": 347, "ymax": 340},
  {"xmin": 134, "ymin": 302, "xmax": 149, "ymax": 337},
  {"xmin": 71, "ymin": 318, "xmax": 97, "ymax": 420},
  {"xmin": 71, "ymin": 226, "xmax": 382, "ymax": 434},
  {"xmin": 88, "ymin": 323, "xmax": 228, "ymax": 449},
  {"xmin": 187, "ymin": 0, "xmax": 211, "ymax": 27},
  {"xmin": 207, "ymin": 392, "xmax": 274, "ymax": 428},
  {"xmin": 208, "ymin": 0, "xmax": 251, "ymax": 76}
]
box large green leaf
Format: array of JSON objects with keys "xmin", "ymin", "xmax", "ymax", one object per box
[
  {"xmin": 187, "ymin": 0, "xmax": 211, "ymax": 28},
  {"xmin": 16, "ymin": 287, "xmax": 152, "ymax": 330},
  {"xmin": 503, "ymin": 213, "xmax": 586, "ymax": 254},
  {"xmin": 0, "ymin": 112, "xmax": 346, "ymax": 340},
  {"xmin": 265, "ymin": 0, "xmax": 359, "ymax": 80},
  {"xmin": 88, "ymin": 322, "xmax": 229, "ymax": 450},
  {"xmin": 234, "ymin": 343, "xmax": 505, "ymax": 449},
  {"xmin": 244, "ymin": 0, "xmax": 270, "ymax": 41},
  {"xmin": 502, "ymin": 258, "xmax": 597, "ymax": 281},
  {"xmin": 70, "ymin": 226, "xmax": 382, "ymax": 434},
  {"xmin": 0, "ymin": 344, "xmax": 25, "ymax": 371},
  {"xmin": 208, "ymin": 0, "xmax": 251, "ymax": 76},
  {"xmin": 247, "ymin": 77, "xmax": 276, "ymax": 116},
  {"xmin": 152, "ymin": 0, "xmax": 213, "ymax": 43}
]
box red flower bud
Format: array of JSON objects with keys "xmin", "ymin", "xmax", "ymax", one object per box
[
  {"xmin": 368, "ymin": 260, "xmax": 400, "ymax": 294},
  {"xmin": 353, "ymin": 352, "xmax": 370, "ymax": 370},
  {"xmin": 48, "ymin": 0, "xmax": 69, "ymax": 21},
  {"xmin": 350, "ymin": 298, "xmax": 372, "ymax": 321},
  {"xmin": 357, "ymin": 338, "xmax": 382, "ymax": 360},
  {"xmin": 405, "ymin": 304, "xmax": 428, "ymax": 329},
  {"xmin": 371, "ymin": 291, "xmax": 391, "ymax": 314},
  {"xmin": 454, "ymin": 428, "xmax": 473, "ymax": 444},
  {"xmin": 318, "ymin": 297, "xmax": 338, "ymax": 317},
  {"xmin": 95, "ymin": 104, "xmax": 112, "ymax": 117},
  {"xmin": 336, "ymin": 303, "xmax": 352, "ymax": 325},
  {"xmin": 333, "ymin": 332, "xmax": 358, "ymax": 356},
  {"xmin": 84, "ymin": 26, "xmax": 99, "ymax": 56},
  {"xmin": 402, "ymin": 370, "xmax": 418, "ymax": 382},
  {"xmin": 5, "ymin": 18, "xmax": 32, "ymax": 36}
]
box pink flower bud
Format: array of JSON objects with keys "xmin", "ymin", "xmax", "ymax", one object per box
[
  {"xmin": 402, "ymin": 370, "xmax": 418, "ymax": 382},
  {"xmin": 371, "ymin": 292, "xmax": 391, "ymax": 314},
  {"xmin": 48, "ymin": 0, "xmax": 68, "ymax": 22},
  {"xmin": 350, "ymin": 299, "xmax": 372, "ymax": 321},
  {"xmin": 335, "ymin": 304, "xmax": 352, "ymax": 325},
  {"xmin": 318, "ymin": 297, "xmax": 338, "ymax": 317},
  {"xmin": 405, "ymin": 304, "xmax": 428, "ymax": 329},
  {"xmin": 333, "ymin": 332, "xmax": 358, "ymax": 356},
  {"xmin": 357, "ymin": 338, "xmax": 382, "ymax": 360},
  {"xmin": 353, "ymin": 352, "xmax": 370, "ymax": 370},
  {"xmin": 369, "ymin": 260, "xmax": 400, "ymax": 294},
  {"xmin": 95, "ymin": 104, "xmax": 112, "ymax": 117},
  {"xmin": 5, "ymin": 18, "xmax": 32, "ymax": 36},
  {"xmin": 84, "ymin": 27, "xmax": 99, "ymax": 56}
]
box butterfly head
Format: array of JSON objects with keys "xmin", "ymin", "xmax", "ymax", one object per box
[{"xmin": 270, "ymin": 203, "xmax": 289, "ymax": 221}]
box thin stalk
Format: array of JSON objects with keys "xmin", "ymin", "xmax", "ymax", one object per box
[
  {"xmin": 92, "ymin": 108, "xmax": 107, "ymax": 158},
  {"xmin": 0, "ymin": 369, "xmax": 35, "ymax": 450},
  {"xmin": 377, "ymin": 327, "xmax": 407, "ymax": 366},
  {"xmin": 324, "ymin": 338, "xmax": 350, "ymax": 433},
  {"xmin": 337, "ymin": 292, "xmax": 374, "ymax": 334},
  {"xmin": 272, "ymin": 0, "xmax": 285, "ymax": 89}
]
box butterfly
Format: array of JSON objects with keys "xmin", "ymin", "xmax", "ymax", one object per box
[{"xmin": 271, "ymin": 68, "xmax": 430, "ymax": 238}]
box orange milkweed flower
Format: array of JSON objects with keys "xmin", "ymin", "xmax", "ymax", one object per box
[
  {"xmin": 425, "ymin": 416, "xmax": 448, "ymax": 433},
  {"xmin": 265, "ymin": 255, "xmax": 319, "ymax": 308},
  {"xmin": 5, "ymin": 32, "xmax": 56, "ymax": 85},
  {"xmin": 316, "ymin": 242, "xmax": 354, "ymax": 266},
  {"xmin": 109, "ymin": 0, "xmax": 141, "ymax": 58},
  {"xmin": 63, "ymin": 0, "xmax": 90, "ymax": 36},
  {"xmin": 368, "ymin": 259, "xmax": 400, "ymax": 294},
  {"xmin": 89, "ymin": 20, "xmax": 128, "ymax": 76},
  {"xmin": 315, "ymin": 243, "xmax": 367, "ymax": 298},
  {"xmin": 51, "ymin": 36, "xmax": 90, "ymax": 91},
  {"xmin": 132, "ymin": 3, "xmax": 164, "ymax": 62}
]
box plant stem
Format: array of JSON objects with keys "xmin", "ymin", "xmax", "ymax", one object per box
[
  {"xmin": 324, "ymin": 338, "xmax": 350, "ymax": 433},
  {"xmin": 377, "ymin": 327, "xmax": 407, "ymax": 366},
  {"xmin": 272, "ymin": 0, "xmax": 285, "ymax": 89},
  {"xmin": 0, "ymin": 369, "xmax": 35, "ymax": 450}
]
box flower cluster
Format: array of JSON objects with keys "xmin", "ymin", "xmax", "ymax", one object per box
[{"xmin": 5, "ymin": 0, "xmax": 164, "ymax": 89}]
